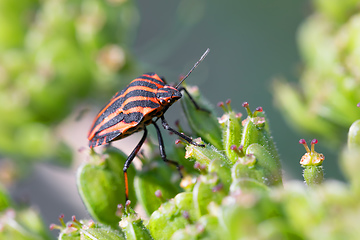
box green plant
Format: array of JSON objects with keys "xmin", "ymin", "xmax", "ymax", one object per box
[
  {"xmin": 44, "ymin": 88, "xmax": 359, "ymax": 240},
  {"xmin": 273, "ymin": 0, "xmax": 360, "ymax": 146},
  {"xmin": 2, "ymin": 1, "xmax": 360, "ymax": 239},
  {"xmin": 0, "ymin": 0, "xmax": 138, "ymax": 168}
]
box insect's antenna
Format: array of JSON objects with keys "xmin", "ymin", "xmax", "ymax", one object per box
[{"xmin": 175, "ymin": 48, "xmax": 210, "ymax": 89}]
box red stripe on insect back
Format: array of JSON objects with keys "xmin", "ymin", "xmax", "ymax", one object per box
[
  {"xmin": 90, "ymin": 85, "xmax": 158, "ymax": 128},
  {"xmin": 121, "ymin": 95, "xmax": 158, "ymax": 108},
  {"xmin": 97, "ymin": 120, "xmax": 138, "ymax": 137},
  {"xmin": 88, "ymin": 96, "xmax": 159, "ymax": 140},
  {"xmin": 122, "ymin": 106, "xmax": 157, "ymax": 115},
  {"xmin": 105, "ymin": 96, "xmax": 158, "ymax": 122},
  {"xmin": 143, "ymin": 73, "xmax": 163, "ymax": 83},
  {"xmin": 133, "ymin": 76, "xmax": 164, "ymax": 90}
]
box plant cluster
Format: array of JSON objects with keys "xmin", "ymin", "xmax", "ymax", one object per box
[
  {"xmin": 1, "ymin": 0, "xmax": 360, "ymax": 239},
  {"xmin": 0, "ymin": 0, "xmax": 138, "ymax": 165},
  {"xmin": 3, "ymin": 88, "xmax": 359, "ymax": 239},
  {"xmin": 66, "ymin": 90, "xmax": 360, "ymax": 239},
  {"xmin": 273, "ymin": 0, "xmax": 360, "ymax": 145}
]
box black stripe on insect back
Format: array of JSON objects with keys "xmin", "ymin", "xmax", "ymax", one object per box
[
  {"xmin": 122, "ymin": 100, "xmax": 160, "ymax": 111},
  {"xmin": 140, "ymin": 73, "xmax": 166, "ymax": 86},
  {"xmin": 106, "ymin": 79, "xmax": 160, "ymax": 105},
  {"xmin": 123, "ymin": 89, "xmax": 156, "ymax": 99},
  {"xmin": 91, "ymin": 98, "xmax": 124, "ymax": 129},
  {"xmin": 94, "ymin": 111, "xmax": 144, "ymax": 138},
  {"xmin": 96, "ymin": 112, "xmax": 126, "ymax": 133},
  {"xmin": 91, "ymin": 89, "xmax": 156, "ymax": 128},
  {"xmin": 127, "ymin": 80, "xmax": 161, "ymax": 90},
  {"xmin": 123, "ymin": 111, "xmax": 144, "ymax": 123}
]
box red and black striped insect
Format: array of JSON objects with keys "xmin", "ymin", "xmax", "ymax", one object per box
[{"xmin": 88, "ymin": 48, "xmax": 210, "ymax": 200}]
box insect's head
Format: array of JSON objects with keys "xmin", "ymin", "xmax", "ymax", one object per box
[
  {"xmin": 156, "ymin": 86, "xmax": 182, "ymax": 106},
  {"xmin": 156, "ymin": 48, "xmax": 210, "ymax": 108}
]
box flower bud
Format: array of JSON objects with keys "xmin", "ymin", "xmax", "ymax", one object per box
[
  {"xmin": 246, "ymin": 143, "xmax": 283, "ymax": 186},
  {"xmin": 240, "ymin": 106, "xmax": 282, "ymax": 183},
  {"xmin": 185, "ymin": 139, "xmax": 231, "ymax": 167},
  {"xmin": 77, "ymin": 147, "xmax": 136, "ymax": 228},
  {"xmin": 193, "ymin": 175, "xmax": 227, "ymax": 219},
  {"xmin": 348, "ymin": 119, "xmax": 360, "ymax": 150},
  {"xmin": 299, "ymin": 139, "xmax": 325, "ymax": 186},
  {"xmin": 148, "ymin": 200, "xmax": 188, "ymax": 240},
  {"xmin": 119, "ymin": 210, "xmax": 153, "ymax": 240},
  {"xmin": 218, "ymin": 100, "xmax": 242, "ymax": 164},
  {"xmin": 53, "ymin": 215, "xmax": 125, "ymax": 240}
]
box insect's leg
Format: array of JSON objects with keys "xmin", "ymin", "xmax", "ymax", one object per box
[
  {"xmin": 123, "ymin": 128, "xmax": 148, "ymax": 201},
  {"xmin": 177, "ymin": 86, "xmax": 210, "ymax": 113},
  {"xmin": 152, "ymin": 121, "xmax": 183, "ymax": 178},
  {"xmin": 160, "ymin": 116, "xmax": 205, "ymax": 147}
]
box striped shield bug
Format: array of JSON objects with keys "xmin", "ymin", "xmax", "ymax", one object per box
[{"xmin": 88, "ymin": 48, "xmax": 210, "ymax": 200}]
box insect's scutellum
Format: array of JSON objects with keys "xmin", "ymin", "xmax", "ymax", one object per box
[{"xmin": 87, "ymin": 48, "xmax": 210, "ymax": 202}]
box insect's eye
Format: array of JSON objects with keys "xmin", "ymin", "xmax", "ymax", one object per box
[{"xmin": 159, "ymin": 99, "xmax": 166, "ymax": 104}]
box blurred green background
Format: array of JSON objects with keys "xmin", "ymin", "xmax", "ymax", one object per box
[{"xmin": 3, "ymin": 0, "xmax": 353, "ymax": 233}]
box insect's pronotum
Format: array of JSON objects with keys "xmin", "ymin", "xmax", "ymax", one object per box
[{"xmin": 88, "ymin": 48, "xmax": 210, "ymax": 200}]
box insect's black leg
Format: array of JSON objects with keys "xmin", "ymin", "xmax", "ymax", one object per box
[
  {"xmin": 152, "ymin": 121, "xmax": 183, "ymax": 178},
  {"xmin": 123, "ymin": 128, "xmax": 148, "ymax": 201},
  {"xmin": 177, "ymin": 86, "xmax": 210, "ymax": 113},
  {"xmin": 160, "ymin": 116, "xmax": 205, "ymax": 147}
]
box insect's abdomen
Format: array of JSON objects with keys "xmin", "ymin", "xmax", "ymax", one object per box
[{"xmin": 88, "ymin": 73, "xmax": 166, "ymax": 148}]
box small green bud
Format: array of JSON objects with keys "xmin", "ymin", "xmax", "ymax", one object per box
[
  {"xmin": 77, "ymin": 147, "xmax": 136, "ymax": 228},
  {"xmin": 303, "ymin": 166, "xmax": 324, "ymax": 186},
  {"xmin": 299, "ymin": 139, "xmax": 325, "ymax": 186},
  {"xmin": 119, "ymin": 208, "xmax": 153, "ymax": 240},
  {"xmin": 241, "ymin": 104, "xmax": 279, "ymax": 159},
  {"xmin": 174, "ymin": 192, "xmax": 197, "ymax": 222},
  {"xmin": 348, "ymin": 119, "xmax": 360, "ymax": 150},
  {"xmin": 231, "ymin": 154, "xmax": 265, "ymax": 184},
  {"xmin": 185, "ymin": 138, "xmax": 231, "ymax": 167},
  {"xmin": 240, "ymin": 104, "xmax": 282, "ymax": 183},
  {"xmin": 53, "ymin": 215, "xmax": 125, "ymax": 240},
  {"xmin": 246, "ymin": 143, "xmax": 283, "ymax": 186},
  {"xmin": 218, "ymin": 99, "xmax": 242, "ymax": 164},
  {"xmin": 148, "ymin": 200, "xmax": 188, "ymax": 240},
  {"xmin": 193, "ymin": 175, "xmax": 227, "ymax": 219}
]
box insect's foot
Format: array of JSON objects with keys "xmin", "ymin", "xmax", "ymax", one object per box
[{"xmin": 191, "ymin": 142, "xmax": 206, "ymax": 147}]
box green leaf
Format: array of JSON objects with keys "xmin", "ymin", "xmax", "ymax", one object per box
[{"xmin": 180, "ymin": 86, "xmax": 223, "ymax": 150}]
